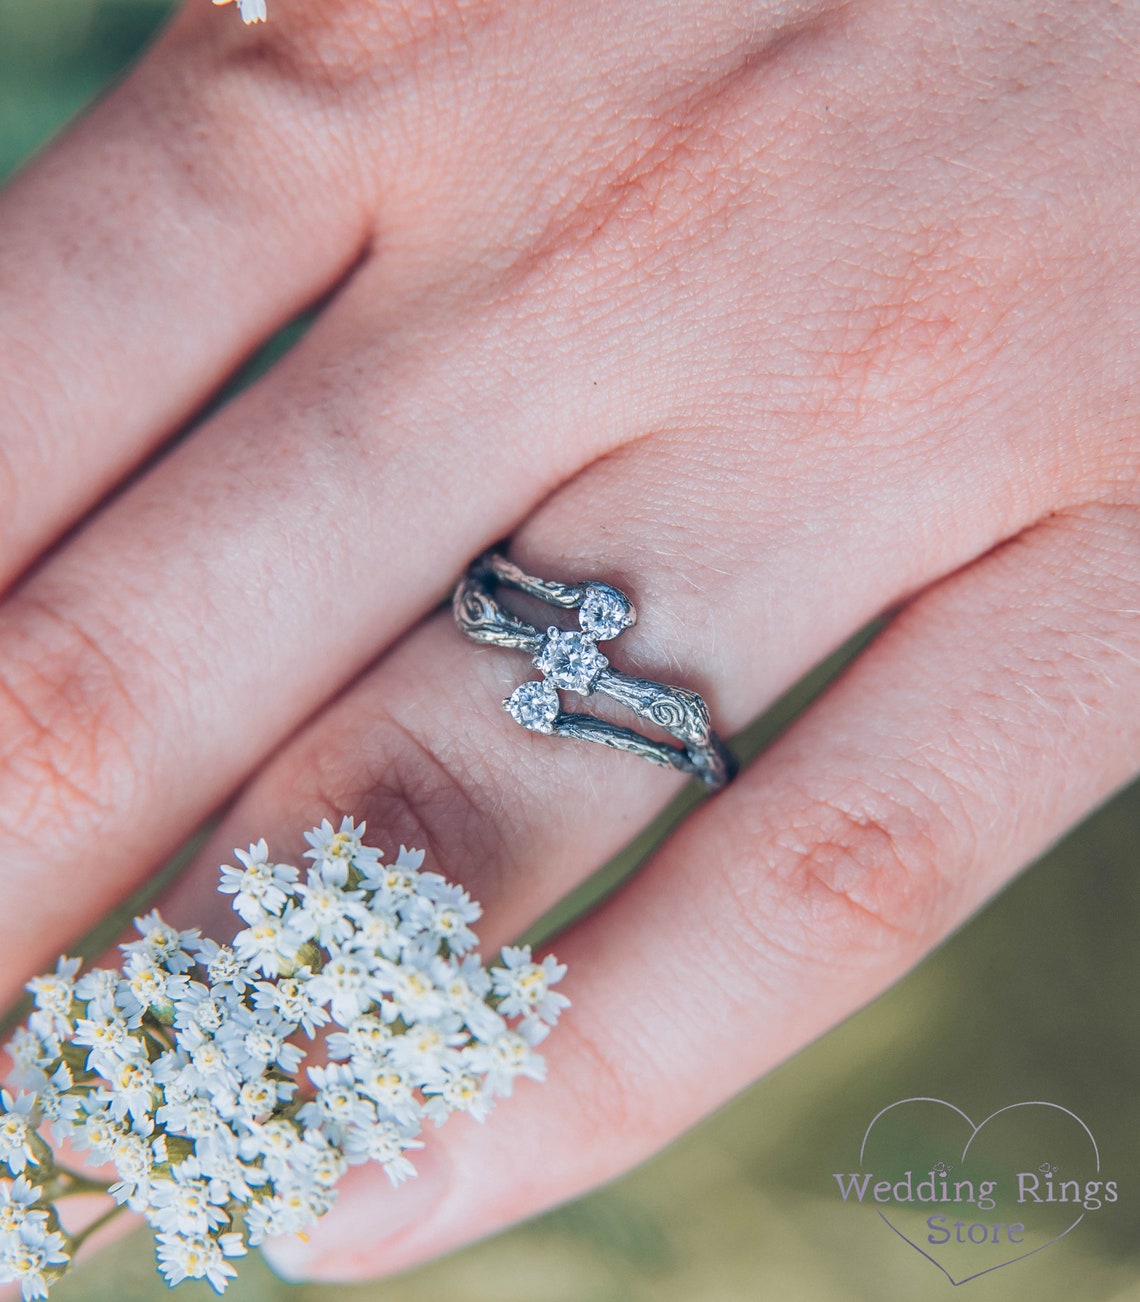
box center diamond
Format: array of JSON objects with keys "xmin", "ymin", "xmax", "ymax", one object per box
[{"xmin": 534, "ymin": 627, "xmax": 608, "ymax": 694}]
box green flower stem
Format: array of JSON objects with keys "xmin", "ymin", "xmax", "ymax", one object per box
[
  {"xmin": 43, "ymin": 1178, "xmax": 112, "ymax": 1202},
  {"xmin": 28, "ymin": 1129, "xmax": 57, "ymax": 1169},
  {"xmin": 49, "ymin": 1164, "xmax": 114, "ymax": 1196}
]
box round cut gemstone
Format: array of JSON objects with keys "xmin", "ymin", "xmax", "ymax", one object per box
[
  {"xmin": 578, "ymin": 585, "xmax": 635, "ymax": 641},
  {"xmin": 504, "ymin": 681, "xmax": 561, "ymax": 733},
  {"xmin": 534, "ymin": 627, "xmax": 608, "ymax": 694}
]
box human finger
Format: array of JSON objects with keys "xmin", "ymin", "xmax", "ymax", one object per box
[
  {"xmin": 0, "ymin": 0, "xmax": 822, "ymax": 589},
  {"xmin": 0, "ymin": 2, "xmax": 380, "ymax": 585}
]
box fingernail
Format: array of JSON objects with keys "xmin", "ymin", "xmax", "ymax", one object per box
[{"xmin": 260, "ymin": 1143, "xmax": 451, "ymax": 1282}]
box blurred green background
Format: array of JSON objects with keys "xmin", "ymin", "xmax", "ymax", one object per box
[{"xmin": 1, "ymin": 2, "xmax": 1138, "ymax": 1298}]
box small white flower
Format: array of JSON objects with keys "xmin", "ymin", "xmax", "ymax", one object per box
[
  {"xmin": 25, "ymin": 957, "xmax": 81, "ymax": 1039},
  {"xmin": 422, "ymin": 1066, "xmax": 494, "ymax": 1124},
  {"xmin": 122, "ymin": 910, "xmax": 200, "ymax": 975},
  {"xmin": 117, "ymin": 956, "xmax": 189, "ymax": 1025},
  {"xmin": 306, "ymin": 951, "xmax": 383, "ymax": 1025},
  {"xmin": 303, "ymin": 817, "xmax": 380, "ymax": 880},
  {"xmin": 74, "ymin": 967, "xmax": 120, "ymax": 1019},
  {"xmin": 155, "ymin": 1229, "xmax": 245, "ymax": 1293},
  {"xmin": 215, "ymin": 1008, "xmax": 303, "ymax": 1079},
  {"xmin": 374, "ymin": 957, "xmax": 448, "ymax": 1023},
  {"xmin": 172, "ymin": 982, "xmax": 233, "ymax": 1036},
  {"xmin": 108, "ymin": 1131, "xmax": 160, "ymax": 1208},
  {"xmin": 400, "ymin": 881, "xmax": 481, "ymax": 954},
  {"xmin": 243, "ymin": 1196, "xmax": 293, "ymax": 1246},
  {"xmin": 386, "ymin": 1018, "xmax": 469, "ymax": 1083},
  {"xmin": 232, "ymin": 907, "xmax": 308, "ymax": 978},
  {"xmin": 343, "ymin": 1117, "xmax": 424, "ymax": 1184},
  {"xmin": 325, "ymin": 1014, "xmax": 392, "ymax": 1064},
  {"xmin": 342, "ymin": 904, "xmax": 404, "ymax": 961},
  {"xmin": 238, "ymin": 0, "xmax": 268, "ymax": 24},
  {"xmin": 211, "ymin": 0, "xmax": 267, "ymax": 25},
  {"xmin": 236, "ymin": 1117, "xmax": 300, "ymax": 1179},
  {"xmin": 245, "ymin": 1184, "xmax": 329, "ymax": 1245},
  {"xmin": 183, "ymin": 1035, "xmax": 242, "ymax": 1095},
  {"xmin": 300, "ymin": 1064, "xmax": 375, "ymax": 1136},
  {"xmin": 0, "ymin": 1219, "xmax": 69, "ymax": 1301},
  {"xmin": 291, "ymin": 1129, "xmax": 348, "ymax": 1188},
  {"xmin": 4, "ymin": 1030, "xmax": 53, "ymax": 1089},
  {"xmin": 145, "ymin": 1161, "xmax": 229, "ymax": 1237},
  {"xmin": 0, "ymin": 1177, "xmax": 45, "ymax": 1239},
  {"xmin": 357, "ymin": 846, "xmax": 424, "ymax": 898},
  {"xmin": 436, "ymin": 955, "xmax": 501, "ymax": 1037},
  {"xmin": 0, "ymin": 1094, "xmax": 39, "ymax": 1176},
  {"xmin": 152, "ymin": 1048, "xmax": 196, "ymax": 1098},
  {"xmin": 72, "ymin": 1015, "xmax": 137, "ymax": 1076},
  {"xmin": 219, "ymin": 840, "xmax": 299, "ymax": 924},
  {"xmin": 492, "ymin": 946, "xmax": 570, "ymax": 1024},
  {"xmin": 105, "ymin": 1058, "xmax": 157, "ymax": 1124},
  {"xmin": 72, "ymin": 1102, "xmax": 123, "ymax": 1162},
  {"xmin": 197, "ymin": 1147, "xmax": 265, "ymax": 1204},
  {"xmin": 252, "ymin": 975, "xmax": 329, "ymax": 1038},
  {"xmin": 350, "ymin": 1062, "xmax": 420, "ymax": 1127},
  {"xmin": 155, "ymin": 1093, "xmax": 228, "ymax": 1144},
  {"xmin": 191, "ymin": 939, "xmax": 256, "ymax": 993},
  {"xmin": 218, "ymin": 1076, "xmax": 293, "ymax": 1132},
  {"xmin": 32, "ymin": 1065, "xmax": 82, "ymax": 1144},
  {"xmin": 294, "ymin": 877, "xmax": 365, "ymax": 948},
  {"xmin": 468, "ymin": 1019, "xmax": 548, "ymax": 1097}
]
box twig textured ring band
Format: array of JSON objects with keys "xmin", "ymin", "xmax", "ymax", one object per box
[{"xmin": 453, "ymin": 550, "xmax": 737, "ymax": 791}]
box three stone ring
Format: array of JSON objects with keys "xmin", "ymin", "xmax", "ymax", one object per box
[{"xmin": 453, "ymin": 550, "xmax": 736, "ymax": 791}]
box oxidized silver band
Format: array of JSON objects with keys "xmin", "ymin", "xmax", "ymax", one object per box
[{"xmin": 453, "ymin": 550, "xmax": 737, "ymax": 791}]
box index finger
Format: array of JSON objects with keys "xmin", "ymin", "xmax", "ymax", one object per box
[{"xmin": 0, "ymin": 3, "xmax": 370, "ymax": 584}]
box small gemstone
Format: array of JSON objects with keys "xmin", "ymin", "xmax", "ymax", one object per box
[
  {"xmin": 578, "ymin": 584, "xmax": 634, "ymax": 641},
  {"xmin": 534, "ymin": 627, "xmax": 608, "ymax": 694},
  {"xmin": 504, "ymin": 681, "xmax": 561, "ymax": 733}
]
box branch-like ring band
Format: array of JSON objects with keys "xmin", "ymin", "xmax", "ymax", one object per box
[{"xmin": 453, "ymin": 550, "xmax": 737, "ymax": 791}]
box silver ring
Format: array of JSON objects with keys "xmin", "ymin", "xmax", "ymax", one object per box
[{"xmin": 453, "ymin": 550, "xmax": 737, "ymax": 791}]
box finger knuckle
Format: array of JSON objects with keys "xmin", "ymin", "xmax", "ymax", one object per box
[
  {"xmin": 727, "ymin": 780, "xmax": 957, "ymax": 959},
  {"xmin": 292, "ymin": 706, "xmax": 506, "ymax": 893},
  {"xmin": 553, "ymin": 1015, "xmax": 639, "ymax": 1142},
  {"xmin": 784, "ymin": 784, "xmax": 952, "ymax": 946},
  {"xmin": 223, "ymin": 0, "xmax": 502, "ymax": 96},
  {"xmin": 0, "ymin": 597, "xmax": 147, "ymax": 850}
]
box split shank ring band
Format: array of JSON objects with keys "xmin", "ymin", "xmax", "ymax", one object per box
[{"xmin": 453, "ymin": 550, "xmax": 737, "ymax": 791}]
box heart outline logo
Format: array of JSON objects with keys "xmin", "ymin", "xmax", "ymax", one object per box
[{"xmin": 859, "ymin": 1098, "xmax": 1100, "ymax": 1286}]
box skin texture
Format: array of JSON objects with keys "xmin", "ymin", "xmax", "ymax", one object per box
[{"xmin": 0, "ymin": 0, "xmax": 1137, "ymax": 1283}]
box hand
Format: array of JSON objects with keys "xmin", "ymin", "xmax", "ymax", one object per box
[{"xmin": 0, "ymin": 0, "xmax": 1137, "ymax": 1283}]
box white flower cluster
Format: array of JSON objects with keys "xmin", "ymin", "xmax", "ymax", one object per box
[
  {"xmin": 212, "ymin": 0, "xmax": 268, "ymax": 25},
  {"xmin": 0, "ymin": 1172, "xmax": 68, "ymax": 1302},
  {"xmin": 0, "ymin": 819, "xmax": 568, "ymax": 1297}
]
